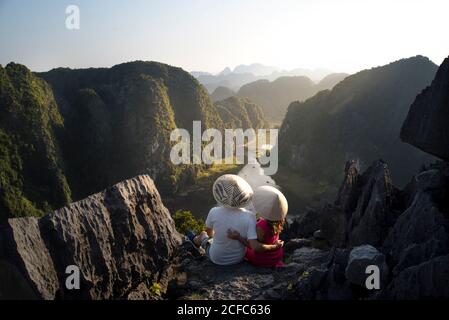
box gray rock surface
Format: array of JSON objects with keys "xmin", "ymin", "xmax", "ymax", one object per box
[
  {"xmin": 384, "ymin": 254, "xmax": 449, "ymax": 299},
  {"xmin": 321, "ymin": 160, "xmax": 399, "ymax": 247},
  {"xmin": 174, "ymin": 241, "xmax": 332, "ymax": 300},
  {"xmin": 283, "ymin": 238, "xmax": 312, "ymax": 254},
  {"xmin": 0, "ymin": 175, "xmax": 182, "ymax": 299},
  {"xmin": 291, "ymin": 247, "xmax": 330, "ymax": 270},
  {"xmin": 346, "ymin": 161, "xmax": 398, "ymax": 247}
]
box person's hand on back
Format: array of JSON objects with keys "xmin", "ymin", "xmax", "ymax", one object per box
[{"xmin": 227, "ymin": 229, "xmax": 241, "ymax": 240}]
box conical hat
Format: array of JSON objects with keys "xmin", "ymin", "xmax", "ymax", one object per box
[
  {"xmin": 253, "ymin": 186, "xmax": 288, "ymax": 221},
  {"xmin": 213, "ymin": 174, "xmax": 254, "ymax": 208}
]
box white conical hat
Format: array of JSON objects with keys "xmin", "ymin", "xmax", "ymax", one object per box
[
  {"xmin": 253, "ymin": 186, "xmax": 288, "ymax": 221},
  {"xmin": 213, "ymin": 174, "xmax": 254, "ymax": 208}
]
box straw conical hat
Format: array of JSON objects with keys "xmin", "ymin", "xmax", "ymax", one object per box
[
  {"xmin": 213, "ymin": 174, "xmax": 254, "ymax": 208},
  {"xmin": 253, "ymin": 186, "xmax": 288, "ymax": 221}
]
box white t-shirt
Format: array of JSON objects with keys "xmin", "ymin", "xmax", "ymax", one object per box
[{"xmin": 205, "ymin": 206, "xmax": 258, "ymax": 265}]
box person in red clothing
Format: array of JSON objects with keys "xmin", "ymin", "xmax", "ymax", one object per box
[{"xmin": 227, "ymin": 185, "xmax": 288, "ymax": 268}]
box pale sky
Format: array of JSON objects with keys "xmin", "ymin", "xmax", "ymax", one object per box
[{"xmin": 1, "ymin": 0, "xmax": 448, "ymax": 73}]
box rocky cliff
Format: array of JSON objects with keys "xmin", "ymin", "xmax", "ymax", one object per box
[
  {"xmin": 401, "ymin": 56, "xmax": 449, "ymax": 161},
  {"xmin": 0, "ymin": 175, "xmax": 182, "ymax": 300}
]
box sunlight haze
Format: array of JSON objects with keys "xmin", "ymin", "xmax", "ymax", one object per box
[{"xmin": 1, "ymin": 0, "xmax": 448, "ymax": 73}]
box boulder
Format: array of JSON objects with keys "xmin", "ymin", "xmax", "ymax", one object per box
[
  {"xmin": 345, "ymin": 245, "xmax": 388, "ymax": 287},
  {"xmin": 401, "ymin": 56, "xmax": 449, "ymax": 161},
  {"xmin": 0, "ymin": 175, "xmax": 182, "ymax": 299}
]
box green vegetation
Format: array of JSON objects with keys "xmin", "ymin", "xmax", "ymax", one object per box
[
  {"xmin": 0, "ymin": 63, "xmax": 71, "ymax": 221},
  {"xmin": 149, "ymin": 282, "xmax": 162, "ymax": 296},
  {"xmin": 214, "ymin": 96, "xmax": 268, "ymax": 130},
  {"xmin": 173, "ymin": 210, "xmax": 205, "ymax": 234}
]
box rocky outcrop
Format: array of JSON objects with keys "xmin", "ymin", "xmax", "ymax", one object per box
[
  {"xmin": 380, "ymin": 164, "xmax": 449, "ymax": 298},
  {"xmin": 0, "ymin": 175, "xmax": 182, "ymax": 300},
  {"xmin": 316, "ymin": 160, "xmax": 449, "ymax": 299},
  {"xmin": 320, "ymin": 160, "xmax": 400, "ymax": 247},
  {"xmin": 401, "ymin": 56, "xmax": 449, "ymax": 161}
]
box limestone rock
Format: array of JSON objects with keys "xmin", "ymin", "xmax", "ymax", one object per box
[{"xmin": 0, "ymin": 175, "xmax": 182, "ymax": 299}]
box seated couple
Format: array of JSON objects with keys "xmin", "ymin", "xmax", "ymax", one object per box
[{"xmin": 187, "ymin": 174, "xmax": 288, "ymax": 268}]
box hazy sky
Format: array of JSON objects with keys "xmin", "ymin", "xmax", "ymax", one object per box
[{"xmin": 1, "ymin": 0, "xmax": 448, "ymax": 73}]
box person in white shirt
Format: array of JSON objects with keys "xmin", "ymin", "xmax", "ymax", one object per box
[{"xmin": 188, "ymin": 174, "xmax": 283, "ymax": 265}]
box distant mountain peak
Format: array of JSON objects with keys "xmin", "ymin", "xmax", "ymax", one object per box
[
  {"xmin": 219, "ymin": 67, "xmax": 232, "ymax": 76},
  {"xmin": 232, "ymin": 63, "xmax": 281, "ymax": 76}
]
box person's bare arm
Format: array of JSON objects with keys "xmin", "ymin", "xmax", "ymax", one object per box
[
  {"xmin": 206, "ymin": 227, "xmax": 214, "ymax": 238},
  {"xmin": 248, "ymin": 239, "xmax": 283, "ymax": 253},
  {"xmin": 228, "ymin": 228, "xmax": 283, "ymax": 252}
]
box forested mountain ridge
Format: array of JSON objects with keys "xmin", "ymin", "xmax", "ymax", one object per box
[
  {"xmin": 278, "ymin": 56, "xmax": 438, "ymax": 188},
  {"xmin": 38, "ymin": 61, "xmax": 227, "ymax": 201},
  {"xmin": 237, "ymin": 73, "xmax": 348, "ymax": 122}
]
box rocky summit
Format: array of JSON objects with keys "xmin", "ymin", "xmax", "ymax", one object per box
[{"xmin": 0, "ymin": 175, "xmax": 182, "ymax": 300}]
